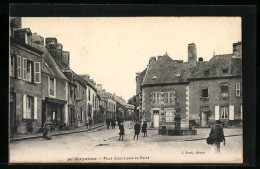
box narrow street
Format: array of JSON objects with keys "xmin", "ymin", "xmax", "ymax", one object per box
[{"xmin": 10, "ymin": 121, "xmax": 243, "ymax": 163}]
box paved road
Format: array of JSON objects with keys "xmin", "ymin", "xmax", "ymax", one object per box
[{"xmin": 10, "ymin": 121, "xmax": 243, "ymax": 164}]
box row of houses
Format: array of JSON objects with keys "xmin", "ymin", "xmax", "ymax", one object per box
[
  {"xmin": 9, "ymin": 17, "xmax": 134, "ymax": 135},
  {"xmin": 136, "ymin": 42, "xmax": 242, "ymax": 128}
]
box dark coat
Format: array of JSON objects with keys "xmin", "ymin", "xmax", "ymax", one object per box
[
  {"xmin": 142, "ymin": 122, "xmax": 148, "ymax": 133},
  {"xmin": 111, "ymin": 120, "xmax": 116, "ymax": 126},
  {"xmin": 134, "ymin": 123, "xmax": 141, "ymax": 134},
  {"xmin": 119, "ymin": 125, "xmax": 125, "ymax": 135},
  {"xmin": 106, "ymin": 119, "xmax": 111, "ymax": 126},
  {"xmin": 209, "ymin": 125, "xmax": 225, "ymax": 142}
]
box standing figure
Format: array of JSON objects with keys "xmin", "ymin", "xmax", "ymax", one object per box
[
  {"xmin": 142, "ymin": 120, "xmax": 148, "ymax": 137},
  {"xmin": 111, "ymin": 119, "xmax": 116, "ymax": 129},
  {"xmin": 133, "ymin": 121, "xmax": 141, "ymax": 140},
  {"xmin": 209, "ymin": 120, "xmax": 226, "ymax": 153},
  {"xmin": 89, "ymin": 118, "xmax": 93, "ymax": 129},
  {"xmin": 106, "ymin": 118, "xmax": 111, "ymax": 129},
  {"xmin": 118, "ymin": 123, "xmax": 125, "ymax": 140},
  {"xmin": 43, "ymin": 117, "xmax": 52, "ymax": 140}
]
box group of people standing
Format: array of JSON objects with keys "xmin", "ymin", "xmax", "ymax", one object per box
[
  {"xmin": 106, "ymin": 118, "xmax": 116, "ymax": 129},
  {"xmin": 118, "ymin": 120, "xmax": 148, "ymax": 141}
]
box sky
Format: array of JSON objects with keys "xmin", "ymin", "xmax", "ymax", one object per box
[{"xmin": 22, "ymin": 17, "xmax": 241, "ymax": 101}]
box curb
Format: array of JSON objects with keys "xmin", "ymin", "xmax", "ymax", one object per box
[
  {"xmin": 11, "ymin": 124, "xmax": 106, "ymax": 142},
  {"xmin": 183, "ymin": 134, "xmax": 242, "ymax": 142}
]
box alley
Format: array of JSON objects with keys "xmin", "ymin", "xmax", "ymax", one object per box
[{"xmin": 10, "ymin": 121, "xmax": 243, "ymax": 163}]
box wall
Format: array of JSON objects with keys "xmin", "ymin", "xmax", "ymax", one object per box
[
  {"xmin": 142, "ymin": 83, "xmax": 188, "ymax": 128},
  {"xmin": 10, "ymin": 43, "xmax": 43, "ymax": 134},
  {"xmin": 189, "ymin": 77, "xmax": 242, "ymax": 126}
]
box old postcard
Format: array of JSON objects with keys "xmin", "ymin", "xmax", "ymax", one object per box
[{"xmin": 9, "ymin": 16, "xmax": 243, "ymax": 163}]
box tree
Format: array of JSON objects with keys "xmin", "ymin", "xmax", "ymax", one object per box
[{"xmin": 127, "ymin": 95, "xmax": 136, "ymax": 105}]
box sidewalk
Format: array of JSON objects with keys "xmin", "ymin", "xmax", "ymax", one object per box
[{"xmin": 11, "ymin": 122, "xmax": 106, "ymax": 142}]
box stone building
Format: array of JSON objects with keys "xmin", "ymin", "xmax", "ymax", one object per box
[
  {"xmin": 10, "ymin": 24, "xmax": 44, "ymax": 134},
  {"xmin": 136, "ymin": 42, "xmax": 242, "ymax": 128}
]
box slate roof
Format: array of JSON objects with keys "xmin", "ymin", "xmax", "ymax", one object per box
[
  {"xmin": 188, "ymin": 54, "xmax": 242, "ymax": 80},
  {"xmin": 141, "ymin": 53, "xmax": 242, "ymax": 86},
  {"xmin": 142, "ymin": 54, "xmax": 194, "ymax": 86},
  {"xmin": 32, "ymin": 44, "xmax": 68, "ymax": 80}
]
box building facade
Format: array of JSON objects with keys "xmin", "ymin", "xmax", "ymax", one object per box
[
  {"xmin": 136, "ymin": 42, "xmax": 242, "ymax": 128},
  {"xmin": 10, "ymin": 26, "xmax": 44, "ymax": 134}
]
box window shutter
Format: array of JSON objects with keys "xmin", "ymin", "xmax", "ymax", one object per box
[
  {"xmin": 34, "ymin": 62, "xmax": 41, "ymax": 83},
  {"xmin": 17, "ymin": 55, "xmax": 22, "ymax": 79},
  {"xmin": 240, "ymin": 105, "xmax": 243, "ymax": 119},
  {"xmin": 23, "ymin": 94, "xmax": 27, "ymax": 119},
  {"xmin": 236, "ymin": 83, "xmax": 240, "ymax": 96},
  {"xmin": 34, "ymin": 97, "xmax": 37, "ymax": 119},
  {"xmin": 215, "ymin": 106, "xmax": 219, "ymax": 120},
  {"xmin": 23, "ymin": 58, "xmax": 27, "ymax": 80},
  {"xmin": 170, "ymin": 92, "xmax": 173, "ymax": 103},
  {"xmin": 54, "ymin": 78, "xmax": 56, "ymax": 97},
  {"xmin": 229, "ymin": 105, "xmax": 234, "ymax": 120}
]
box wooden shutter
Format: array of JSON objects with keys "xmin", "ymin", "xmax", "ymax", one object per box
[
  {"xmin": 23, "ymin": 58, "xmax": 27, "ymax": 80},
  {"xmin": 229, "ymin": 105, "xmax": 234, "ymax": 120},
  {"xmin": 34, "ymin": 97, "xmax": 37, "ymax": 119},
  {"xmin": 17, "ymin": 55, "xmax": 21, "ymax": 79},
  {"xmin": 215, "ymin": 106, "xmax": 219, "ymax": 120},
  {"xmin": 34, "ymin": 62, "xmax": 41, "ymax": 83},
  {"xmin": 23, "ymin": 94, "xmax": 27, "ymax": 119}
]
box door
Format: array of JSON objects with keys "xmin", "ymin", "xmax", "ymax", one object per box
[
  {"xmin": 154, "ymin": 115, "xmax": 159, "ymax": 128},
  {"xmin": 10, "ymin": 92, "xmax": 16, "ymax": 135},
  {"xmin": 42, "ymin": 102, "xmax": 46, "ymax": 127},
  {"xmin": 201, "ymin": 112, "xmax": 208, "ymax": 127}
]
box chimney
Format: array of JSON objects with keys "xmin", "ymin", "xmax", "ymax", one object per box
[
  {"xmin": 157, "ymin": 56, "xmax": 163, "ymax": 60},
  {"xmin": 62, "ymin": 51, "xmax": 70, "ymax": 69},
  {"xmin": 10, "ymin": 17, "xmax": 21, "ymax": 37},
  {"xmin": 188, "ymin": 43, "xmax": 197, "ymax": 65},
  {"xmin": 233, "ymin": 41, "xmax": 242, "ymax": 58},
  {"xmin": 97, "ymin": 84, "xmax": 102, "ymax": 95},
  {"xmin": 32, "ymin": 33, "xmax": 44, "ymax": 46},
  {"xmin": 198, "ymin": 57, "xmax": 203, "ymax": 62},
  {"xmin": 149, "ymin": 56, "xmax": 156, "ymax": 65}
]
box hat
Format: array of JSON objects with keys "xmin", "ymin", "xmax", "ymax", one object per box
[{"xmin": 216, "ymin": 120, "xmax": 222, "ymax": 124}]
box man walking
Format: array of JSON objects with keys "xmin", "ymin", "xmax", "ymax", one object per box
[
  {"xmin": 209, "ymin": 120, "xmax": 226, "ymax": 153},
  {"xmin": 142, "ymin": 120, "xmax": 148, "ymax": 137},
  {"xmin": 133, "ymin": 121, "xmax": 141, "ymax": 140},
  {"xmin": 118, "ymin": 123, "xmax": 125, "ymax": 140}
]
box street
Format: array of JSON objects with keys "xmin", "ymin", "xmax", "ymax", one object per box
[{"xmin": 10, "ymin": 121, "xmax": 243, "ymax": 164}]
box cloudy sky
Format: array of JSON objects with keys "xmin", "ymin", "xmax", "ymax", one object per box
[{"xmin": 22, "ymin": 17, "xmax": 241, "ymax": 101}]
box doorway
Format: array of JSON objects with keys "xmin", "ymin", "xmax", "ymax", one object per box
[
  {"xmin": 154, "ymin": 115, "xmax": 159, "ymax": 128},
  {"xmin": 201, "ymin": 112, "xmax": 208, "ymax": 127}
]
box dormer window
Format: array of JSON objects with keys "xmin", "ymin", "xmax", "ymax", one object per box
[
  {"xmin": 204, "ymin": 70, "xmax": 209, "ymax": 75},
  {"xmin": 220, "ymin": 83, "xmax": 229, "ymax": 97},
  {"xmin": 223, "ymin": 68, "xmax": 228, "ymax": 74}
]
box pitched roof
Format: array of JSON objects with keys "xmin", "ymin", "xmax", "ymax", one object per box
[
  {"xmin": 188, "ymin": 54, "xmax": 242, "ymax": 80},
  {"xmin": 142, "ymin": 54, "xmax": 192, "ymax": 86},
  {"xmin": 32, "ymin": 44, "xmax": 68, "ymax": 80}
]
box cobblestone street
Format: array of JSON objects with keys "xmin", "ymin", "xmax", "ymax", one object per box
[{"xmin": 10, "ymin": 121, "xmax": 243, "ymax": 164}]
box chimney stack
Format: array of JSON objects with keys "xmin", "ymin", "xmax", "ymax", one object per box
[
  {"xmin": 233, "ymin": 41, "xmax": 242, "ymax": 58},
  {"xmin": 149, "ymin": 56, "xmax": 156, "ymax": 65},
  {"xmin": 198, "ymin": 57, "xmax": 203, "ymax": 62},
  {"xmin": 188, "ymin": 43, "xmax": 197, "ymax": 65}
]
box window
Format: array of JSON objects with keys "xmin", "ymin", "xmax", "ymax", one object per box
[
  {"xmin": 201, "ymin": 88, "xmax": 208, "ymax": 97},
  {"xmin": 153, "ymin": 92, "xmax": 161, "ymax": 104},
  {"xmin": 49, "ymin": 77, "xmax": 56, "ymax": 97},
  {"xmin": 220, "ymin": 106, "xmax": 229, "ymax": 119},
  {"xmin": 165, "ymin": 92, "xmax": 174, "ymax": 104},
  {"xmin": 166, "ymin": 110, "xmax": 173, "ymax": 122},
  {"xmin": 204, "ymin": 70, "xmax": 209, "ymax": 75},
  {"xmin": 23, "ymin": 95, "xmax": 34, "ymax": 119},
  {"xmin": 153, "ymin": 110, "xmax": 159, "ymax": 115},
  {"xmin": 236, "ymin": 83, "xmax": 241, "ymax": 96},
  {"xmin": 34, "ymin": 62, "xmax": 41, "ymax": 83},
  {"xmin": 17, "ymin": 55, "xmax": 21, "ymax": 79},
  {"xmin": 70, "ymin": 86, "xmax": 73, "ymax": 98},
  {"xmin": 10, "ymin": 54, "xmax": 15, "ymax": 77},
  {"xmin": 23, "ymin": 58, "xmax": 33, "ymax": 82},
  {"xmin": 221, "ymin": 83, "xmax": 229, "ymax": 97},
  {"xmin": 223, "ymin": 68, "xmax": 228, "ymax": 74}
]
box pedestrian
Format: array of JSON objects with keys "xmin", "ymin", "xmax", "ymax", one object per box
[
  {"xmin": 111, "ymin": 119, "xmax": 116, "ymax": 129},
  {"xmin": 86, "ymin": 120, "xmax": 89, "ymax": 129},
  {"xmin": 133, "ymin": 121, "xmax": 141, "ymax": 140},
  {"xmin": 118, "ymin": 123, "xmax": 125, "ymax": 140},
  {"xmin": 142, "ymin": 120, "xmax": 148, "ymax": 137},
  {"xmin": 209, "ymin": 120, "xmax": 226, "ymax": 153},
  {"xmin": 43, "ymin": 117, "xmax": 52, "ymax": 140},
  {"xmin": 89, "ymin": 118, "xmax": 93, "ymax": 129},
  {"xmin": 106, "ymin": 118, "xmax": 111, "ymax": 129}
]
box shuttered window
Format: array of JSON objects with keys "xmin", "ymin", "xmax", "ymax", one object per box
[
  {"xmin": 220, "ymin": 106, "xmax": 229, "ymax": 119},
  {"xmin": 165, "ymin": 110, "xmax": 173, "ymax": 122},
  {"xmin": 23, "ymin": 58, "xmax": 27, "ymax": 80},
  {"xmin": 236, "ymin": 83, "xmax": 241, "ymax": 96}
]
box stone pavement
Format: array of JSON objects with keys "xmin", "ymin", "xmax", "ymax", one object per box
[{"xmin": 11, "ymin": 122, "xmax": 106, "ymax": 141}]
